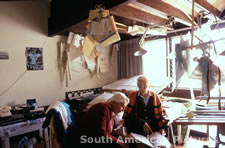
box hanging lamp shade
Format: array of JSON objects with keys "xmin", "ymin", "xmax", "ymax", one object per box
[
  {"xmin": 134, "ymin": 46, "xmax": 147, "ymax": 56},
  {"xmin": 134, "ymin": 26, "xmax": 149, "ymax": 56}
]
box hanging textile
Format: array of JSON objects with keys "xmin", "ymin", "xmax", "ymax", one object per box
[
  {"xmin": 117, "ymin": 38, "xmax": 143, "ymax": 79},
  {"xmin": 83, "ymin": 6, "xmax": 120, "ymax": 58},
  {"xmin": 88, "ymin": 14, "xmax": 120, "ymax": 47},
  {"xmin": 96, "ymin": 44, "xmax": 110, "ymax": 73},
  {"xmin": 191, "ymin": 56, "xmax": 218, "ymax": 102}
]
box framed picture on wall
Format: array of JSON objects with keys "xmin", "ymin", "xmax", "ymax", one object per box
[{"xmin": 26, "ymin": 47, "xmax": 43, "ymax": 70}]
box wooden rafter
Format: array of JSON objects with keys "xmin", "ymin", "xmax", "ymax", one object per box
[
  {"xmin": 161, "ymin": 0, "xmax": 198, "ymax": 16},
  {"xmin": 110, "ymin": 5, "xmax": 170, "ymax": 26},
  {"xmin": 137, "ymin": 0, "xmax": 193, "ymax": 26},
  {"xmin": 195, "ymin": 0, "xmax": 221, "ymax": 17},
  {"xmin": 210, "ymin": 0, "xmax": 225, "ymax": 12},
  {"xmin": 48, "ymin": 0, "xmax": 225, "ymax": 37},
  {"xmin": 69, "ymin": 20, "xmax": 88, "ymax": 35}
]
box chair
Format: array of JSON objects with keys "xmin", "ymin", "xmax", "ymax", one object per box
[{"xmin": 42, "ymin": 101, "xmax": 78, "ymax": 148}]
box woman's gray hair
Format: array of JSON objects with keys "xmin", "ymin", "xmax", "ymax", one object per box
[{"xmin": 107, "ymin": 92, "xmax": 130, "ymax": 106}]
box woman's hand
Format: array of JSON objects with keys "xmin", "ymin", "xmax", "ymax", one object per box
[
  {"xmin": 117, "ymin": 139, "xmax": 129, "ymax": 148},
  {"xmin": 143, "ymin": 122, "xmax": 153, "ymax": 135},
  {"xmin": 123, "ymin": 134, "xmax": 135, "ymax": 140},
  {"xmin": 160, "ymin": 129, "xmax": 166, "ymax": 136}
]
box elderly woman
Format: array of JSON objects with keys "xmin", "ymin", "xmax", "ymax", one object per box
[
  {"xmin": 79, "ymin": 92, "xmax": 130, "ymax": 148},
  {"xmin": 123, "ymin": 75, "xmax": 168, "ymax": 137}
]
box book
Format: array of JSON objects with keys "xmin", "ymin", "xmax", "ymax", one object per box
[{"xmin": 130, "ymin": 132, "xmax": 171, "ymax": 148}]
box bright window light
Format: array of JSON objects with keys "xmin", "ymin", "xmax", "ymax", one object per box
[{"xmin": 142, "ymin": 39, "xmax": 168, "ymax": 87}]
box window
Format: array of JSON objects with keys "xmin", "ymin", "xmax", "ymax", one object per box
[
  {"xmin": 142, "ymin": 28, "xmax": 225, "ymax": 97},
  {"xmin": 142, "ymin": 38, "xmax": 168, "ymax": 87},
  {"xmin": 170, "ymin": 28, "xmax": 225, "ymax": 97}
]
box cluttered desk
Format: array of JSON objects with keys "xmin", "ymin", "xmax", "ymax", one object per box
[
  {"xmin": 0, "ymin": 104, "xmax": 47, "ymax": 148},
  {"xmin": 173, "ymin": 110, "xmax": 225, "ymax": 126},
  {"xmin": 173, "ymin": 110, "xmax": 225, "ymax": 147}
]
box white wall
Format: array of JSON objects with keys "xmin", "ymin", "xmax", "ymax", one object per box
[{"xmin": 0, "ymin": 1, "xmax": 118, "ymax": 107}]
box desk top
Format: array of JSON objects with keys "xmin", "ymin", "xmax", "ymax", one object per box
[
  {"xmin": 0, "ymin": 114, "xmax": 45, "ymax": 139},
  {"xmin": 0, "ymin": 111, "xmax": 45, "ymax": 127},
  {"xmin": 173, "ymin": 110, "xmax": 225, "ymax": 126}
]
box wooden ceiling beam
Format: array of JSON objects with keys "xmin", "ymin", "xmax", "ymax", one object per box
[
  {"xmin": 161, "ymin": 0, "xmax": 198, "ymax": 16},
  {"xmin": 68, "ymin": 1, "xmax": 175, "ymax": 35},
  {"xmin": 194, "ymin": 0, "xmax": 221, "ymax": 17},
  {"xmin": 110, "ymin": 5, "xmax": 170, "ymax": 26},
  {"xmin": 182, "ymin": 0, "xmax": 221, "ymax": 22},
  {"xmin": 69, "ymin": 20, "xmax": 88, "ymax": 35},
  {"xmin": 68, "ymin": 15, "xmax": 146, "ymax": 35},
  {"xmin": 54, "ymin": 0, "xmax": 140, "ymax": 36},
  {"xmin": 136, "ymin": 0, "xmax": 193, "ymax": 26},
  {"xmin": 48, "ymin": 0, "xmax": 128, "ymax": 36},
  {"xmin": 160, "ymin": 0, "xmax": 201, "ymax": 26}
]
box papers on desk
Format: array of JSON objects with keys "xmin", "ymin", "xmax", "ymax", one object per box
[
  {"xmin": 131, "ymin": 132, "xmax": 171, "ymax": 148},
  {"xmin": 148, "ymin": 132, "xmax": 171, "ymax": 148},
  {"xmin": 131, "ymin": 133, "xmax": 153, "ymax": 147}
]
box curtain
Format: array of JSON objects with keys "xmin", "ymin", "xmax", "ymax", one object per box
[{"xmin": 117, "ymin": 38, "xmax": 143, "ymax": 79}]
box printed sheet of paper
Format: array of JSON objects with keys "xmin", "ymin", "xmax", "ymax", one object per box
[
  {"xmin": 82, "ymin": 34, "xmax": 97, "ymax": 57},
  {"xmin": 131, "ymin": 132, "xmax": 171, "ymax": 148},
  {"xmin": 89, "ymin": 18, "xmax": 112, "ymax": 41},
  {"xmin": 69, "ymin": 35, "xmax": 83, "ymax": 61},
  {"xmin": 130, "ymin": 133, "xmax": 153, "ymax": 147},
  {"xmin": 83, "ymin": 55, "xmax": 96, "ymax": 73},
  {"xmin": 148, "ymin": 132, "xmax": 171, "ymax": 148},
  {"xmin": 70, "ymin": 56, "xmax": 88, "ymax": 72},
  {"xmin": 99, "ymin": 16, "xmax": 120, "ymax": 47},
  {"xmin": 66, "ymin": 33, "xmax": 86, "ymax": 72},
  {"xmin": 89, "ymin": 20, "xmax": 106, "ymax": 36},
  {"xmin": 96, "ymin": 44, "xmax": 110, "ymax": 73}
]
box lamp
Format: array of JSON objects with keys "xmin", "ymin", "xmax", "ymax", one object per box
[{"xmin": 134, "ymin": 26, "xmax": 148, "ymax": 56}]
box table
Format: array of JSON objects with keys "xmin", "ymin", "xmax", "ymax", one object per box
[
  {"xmin": 173, "ymin": 110, "xmax": 225, "ymax": 146},
  {"xmin": 173, "ymin": 110, "xmax": 225, "ymax": 126},
  {"xmin": 0, "ymin": 116, "xmax": 48, "ymax": 148}
]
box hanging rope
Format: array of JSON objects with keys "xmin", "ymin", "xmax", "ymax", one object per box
[
  {"xmin": 218, "ymin": 67, "xmax": 221, "ymax": 111},
  {"xmin": 191, "ymin": 0, "xmax": 195, "ymax": 50}
]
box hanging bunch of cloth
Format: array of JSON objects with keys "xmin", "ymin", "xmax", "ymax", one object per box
[
  {"xmin": 58, "ymin": 6, "xmax": 120, "ymax": 87},
  {"xmin": 194, "ymin": 56, "xmax": 218, "ymax": 103},
  {"xmin": 59, "ymin": 33, "xmax": 85, "ymax": 87},
  {"xmin": 82, "ymin": 5, "xmax": 121, "ymax": 58},
  {"xmin": 190, "ymin": 39, "xmax": 225, "ymax": 104},
  {"xmin": 192, "ymin": 52, "xmax": 225, "ymax": 104},
  {"xmin": 59, "ymin": 32, "xmax": 117, "ymax": 87},
  {"xmin": 217, "ymin": 67, "xmax": 222, "ymax": 110},
  {"xmin": 200, "ymin": 57, "xmax": 215, "ymax": 103}
]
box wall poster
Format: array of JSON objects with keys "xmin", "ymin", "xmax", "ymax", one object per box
[{"xmin": 26, "ymin": 47, "xmax": 43, "ymax": 70}]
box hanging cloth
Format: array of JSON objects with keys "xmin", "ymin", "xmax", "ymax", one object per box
[{"xmin": 197, "ymin": 57, "xmax": 217, "ymax": 98}]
